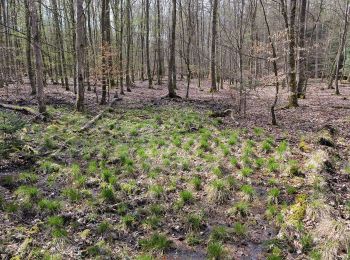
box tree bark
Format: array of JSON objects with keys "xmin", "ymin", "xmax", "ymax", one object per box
[
  {"xmin": 101, "ymin": 0, "xmax": 111, "ymax": 104},
  {"xmin": 297, "ymin": 0, "xmax": 307, "ymax": 98},
  {"xmin": 25, "ymin": 0, "xmax": 36, "ymax": 95},
  {"xmin": 29, "ymin": 0, "xmax": 46, "ymax": 114},
  {"xmin": 156, "ymin": 0, "xmax": 162, "ymax": 84},
  {"xmin": 125, "ymin": 0, "xmax": 132, "ymax": 91},
  {"xmin": 146, "ymin": 0, "xmax": 153, "ymax": 88},
  {"xmin": 335, "ymin": 1, "xmax": 350, "ymax": 95},
  {"xmin": 76, "ymin": 0, "xmax": 85, "ymax": 111},
  {"xmin": 167, "ymin": 0, "xmax": 177, "ymax": 97},
  {"xmin": 51, "ymin": 0, "xmax": 69, "ymax": 91},
  {"xmin": 280, "ymin": 0, "xmax": 298, "ymax": 107},
  {"xmin": 210, "ymin": 0, "xmax": 218, "ymax": 92}
]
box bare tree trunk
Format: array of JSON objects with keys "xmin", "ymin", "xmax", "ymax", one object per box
[
  {"xmin": 146, "ymin": 0, "xmax": 153, "ymax": 88},
  {"xmin": 335, "ymin": 1, "xmax": 350, "ymax": 95},
  {"xmin": 101, "ymin": 0, "xmax": 111, "ymax": 104},
  {"xmin": 260, "ymin": 0, "xmax": 279, "ymax": 125},
  {"xmin": 51, "ymin": 0, "xmax": 69, "ymax": 91},
  {"xmin": 297, "ymin": 0, "xmax": 307, "ymax": 98},
  {"xmin": 76, "ymin": 0, "xmax": 85, "ymax": 111},
  {"xmin": 29, "ymin": 0, "xmax": 46, "ymax": 114},
  {"xmin": 70, "ymin": 0, "xmax": 77, "ymax": 93},
  {"xmin": 156, "ymin": 0, "xmax": 162, "ymax": 85},
  {"xmin": 119, "ymin": 0, "xmax": 125, "ymax": 95},
  {"xmin": 25, "ymin": 0, "xmax": 36, "ymax": 95},
  {"xmin": 167, "ymin": 0, "xmax": 177, "ymax": 97},
  {"xmin": 185, "ymin": 0, "xmax": 193, "ymax": 99},
  {"xmin": 281, "ymin": 0, "xmax": 298, "ymax": 107},
  {"xmin": 125, "ymin": 0, "xmax": 132, "ymax": 91},
  {"xmin": 210, "ymin": 0, "xmax": 218, "ymax": 92}
]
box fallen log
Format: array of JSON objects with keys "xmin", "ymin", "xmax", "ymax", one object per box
[{"xmin": 0, "ymin": 103, "xmax": 44, "ymax": 120}]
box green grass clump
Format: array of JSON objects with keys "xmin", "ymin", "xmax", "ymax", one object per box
[
  {"xmin": 344, "ymin": 164, "xmax": 350, "ymax": 175},
  {"xmin": 240, "ymin": 184, "xmax": 255, "ymax": 201},
  {"xmin": 300, "ymin": 233, "xmax": 313, "ymax": 252},
  {"xmin": 149, "ymin": 184, "xmax": 164, "ymax": 198},
  {"xmin": 186, "ymin": 213, "xmax": 203, "ymax": 231},
  {"xmin": 207, "ymin": 241, "xmax": 225, "ymax": 259},
  {"xmin": 40, "ymin": 160, "xmax": 60, "ymax": 175},
  {"xmin": 268, "ymin": 188, "xmax": 280, "ymax": 204},
  {"xmin": 48, "ymin": 215, "xmax": 64, "ymax": 227},
  {"xmin": 210, "ymin": 226, "xmax": 228, "ymax": 241},
  {"xmin": 121, "ymin": 214, "xmax": 135, "ymax": 229},
  {"xmin": 139, "ymin": 233, "xmax": 171, "ymax": 252},
  {"xmin": 229, "ymin": 201, "xmax": 250, "ymax": 217},
  {"xmin": 63, "ymin": 188, "xmax": 81, "ymax": 202},
  {"xmin": 212, "ymin": 167, "xmax": 222, "ymax": 177},
  {"xmin": 19, "ymin": 172, "xmax": 38, "ymax": 183},
  {"xmin": 277, "ymin": 140, "xmax": 288, "ymax": 155},
  {"xmin": 233, "ymin": 222, "xmax": 247, "ymax": 236},
  {"xmin": 191, "ymin": 176, "xmax": 202, "ymax": 191},
  {"xmin": 143, "ymin": 215, "xmax": 162, "ymax": 230},
  {"xmin": 228, "ymin": 132, "xmax": 239, "ymax": 145},
  {"xmin": 97, "ymin": 221, "xmax": 110, "ymax": 234},
  {"xmin": 255, "ymin": 157, "xmax": 265, "ymax": 169},
  {"xmin": 181, "ymin": 160, "xmax": 191, "ymax": 171},
  {"xmin": 101, "ymin": 186, "xmax": 115, "ymax": 202},
  {"xmin": 15, "ymin": 185, "xmax": 39, "ymax": 201},
  {"xmin": 208, "ymin": 179, "xmax": 230, "ymax": 204},
  {"xmin": 288, "ymin": 160, "xmax": 301, "ymax": 176},
  {"xmin": 120, "ymin": 180, "xmax": 137, "ymax": 195},
  {"xmin": 240, "ymin": 167, "xmax": 253, "ymax": 178},
  {"xmin": 47, "ymin": 215, "xmax": 67, "ymax": 238},
  {"xmin": 186, "ymin": 233, "xmax": 202, "ymax": 246},
  {"xmin": 267, "ymin": 157, "xmax": 279, "ymax": 172},
  {"xmin": 262, "ymin": 137, "xmax": 274, "ymax": 153},
  {"xmin": 179, "ymin": 190, "xmax": 194, "ymax": 204},
  {"xmin": 38, "ymin": 199, "xmax": 61, "ymax": 213},
  {"xmin": 136, "ymin": 255, "xmax": 155, "ymax": 260},
  {"xmin": 149, "ymin": 204, "xmax": 164, "ymax": 216},
  {"xmin": 71, "ymin": 163, "xmax": 81, "ymax": 176},
  {"xmin": 230, "ymin": 157, "xmax": 239, "ymax": 167},
  {"xmin": 87, "ymin": 161, "xmax": 98, "ymax": 175},
  {"xmin": 253, "ymin": 127, "xmax": 264, "ymax": 136}
]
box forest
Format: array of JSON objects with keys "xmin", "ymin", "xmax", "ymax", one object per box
[{"xmin": 0, "ymin": 0, "xmax": 350, "ymax": 259}]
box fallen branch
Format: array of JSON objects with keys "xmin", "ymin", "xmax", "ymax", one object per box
[
  {"xmin": 78, "ymin": 97, "xmax": 122, "ymax": 133},
  {"xmin": 0, "ymin": 103, "xmax": 43, "ymax": 119},
  {"xmin": 331, "ymin": 105, "xmax": 350, "ymax": 109}
]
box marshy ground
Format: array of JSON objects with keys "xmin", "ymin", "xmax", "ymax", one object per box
[{"xmin": 0, "ymin": 79, "xmax": 349, "ymax": 259}]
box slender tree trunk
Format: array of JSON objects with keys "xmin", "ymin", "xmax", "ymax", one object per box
[
  {"xmin": 146, "ymin": 0, "xmax": 153, "ymax": 88},
  {"xmin": 25, "ymin": 0, "xmax": 36, "ymax": 95},
  {"xmin": 101, "ymin": 0, "xmax": 111, "ymax": 104},
  {"xmin": 210, "ymin": 0, "xmax": 218, "ymax": 92},
  {"xmin": 29, "ymin": 0, "xmax": 46, "ymax": 114},
  {"xmin": 297, "ymin": 0, "xmax": 307, "ymax": 98},
  {"xmin": 260, "ymin": 0, "xmax": 279, "ymax": 125},
  {"xmin": 51, "ymin": 0, "xmax": 69, "ymax": 90},
  {"xmin": 280, "ymin": 0, "xmax": 298, "ymax": 107},
  {"xmin": 156, "ymin": 0, "xmax": 162, "ymax": 84},
  {"xmin": 119, "ymin": 0, "xmax": 124, "ymax": 94},
  {"xmin": 186, "ymin": 0, "xmax": 193, "ymax": 99},
  {"xmin": 139, "ymin": 0, "xmax": 145, "ymax": 81},
  {"xmin": 76, "ymin": 0, "xmax": 85, "ymax": 111},
  {"xmin": 335, "ymin": 1, "xmax": 350, "ymax": 95},
  {"xmin": 125, "ymin": 0, "xmax": 132, "ymax": 91},
  {"xmin": 70, "ymin": 0, "xmax": 77, "ymax": 93},
  {"xmin": 167, "ymin": 0, "xmax": 177, "ymax": 97}
]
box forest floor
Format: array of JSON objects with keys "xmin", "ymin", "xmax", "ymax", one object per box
[{"xmin": 0, "ymin": 79, "xmax": 349, "ymax": 259}]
